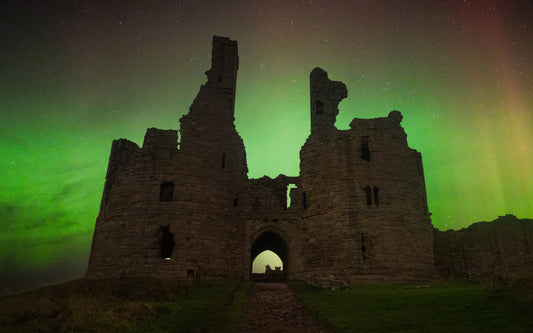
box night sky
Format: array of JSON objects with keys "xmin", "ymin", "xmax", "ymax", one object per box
[{"xmin": 1, "ymin": 0, "xmax": 532, "ymax": 292}]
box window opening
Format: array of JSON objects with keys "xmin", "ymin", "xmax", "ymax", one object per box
[
  {"xmin": 286, "ymin": 183, "xmax": 297, "ymax": 208},
  {"xmin": 221, "ymin": 153, "xmax": 226, "ymax": 169},
  {"xmin": 233, "ymin": 193, "xmax": 239, "ymax": 207},
  {"xmin": 315, "ymin": 100, "xmax": 324, "ymax": 115},
  {"xmin": 361, "ymin": 136, "xmax": 371, "ymax": 161},
  {"xmin": 160, "ymin": 181, "xmax": 175, "ymax": 202},
  {"xmin": 365, "ymin": 186, "xmax": 372, "ymax": 206},
  {"xmin": 158, "ymin": 225, "xmax": 175, "ymax": 259},
  {"xmin": 361, "ymin": 233, "xmax": 367, "ymax": 264},
  {"xmin": 364, "ymin": 186, "xmax": 380, "ymax": 206},
  {"xmin": 187, "ymin": 269, "xmax": 194, "ymax": 277}
]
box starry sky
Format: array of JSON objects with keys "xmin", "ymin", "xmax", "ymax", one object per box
[{"xmin": 1, "ymin": 0, "xmax": 532, "ymax": 292}]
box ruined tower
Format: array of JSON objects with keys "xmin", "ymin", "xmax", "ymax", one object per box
[
  {"xmin": 86, "ymin": 36, "xmax": 248, "ymax": 280},
  {"xmin": 87, "ymin": 36, "xmax": 439, "ymax": 285},
  {"xmin": 298, "ymin": 69, "xmax": 436, "ymax": 282}
]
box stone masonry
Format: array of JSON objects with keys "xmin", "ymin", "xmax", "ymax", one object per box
[{"xmin": 86, "ymin": 36, "xmax": 532, "ymax": 286}]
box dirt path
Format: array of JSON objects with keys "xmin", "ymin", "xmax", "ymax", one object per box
[{"xmin": 239, "ymin": 282, "xmax": 333, "ymax": 333}]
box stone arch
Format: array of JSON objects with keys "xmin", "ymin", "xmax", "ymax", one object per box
[{"xmin": 250, "ymin": 228, "xmax": 289, "ymax": 281}]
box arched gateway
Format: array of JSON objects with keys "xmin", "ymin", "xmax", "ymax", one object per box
[{"xmin": 250, "ymin": 230, "xmax": 288, "ymax": 281}]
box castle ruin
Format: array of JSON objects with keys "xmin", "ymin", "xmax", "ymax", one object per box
[{"xmin": 86, "ymin": 36, "xmax": 533, "ymax": 286}]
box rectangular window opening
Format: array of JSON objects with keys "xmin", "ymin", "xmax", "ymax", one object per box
[
  {"xmin": 160, "ymin": 181, "xmax": 175, "ymax": 202},
  {"xmin": 361, "ymin": 136, "xmax": 371, "ymax": 161},
  {"xmin": 158, "ymin": 225, "xmax": 175, "ymax": 259}
]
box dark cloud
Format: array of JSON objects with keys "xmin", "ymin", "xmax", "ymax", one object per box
[{"xmin": 0, "ymin": 201, "xmax": 82, "ymax": 233}]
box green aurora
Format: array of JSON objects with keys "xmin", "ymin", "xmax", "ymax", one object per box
[{"xmin": 1, "ymin": 1, "xmax": 532, "ymax": 291}]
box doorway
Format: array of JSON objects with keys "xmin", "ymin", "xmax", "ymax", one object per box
[{"xmin": 250, "ymin": 231, "xmax": 288, "ymax": 281}]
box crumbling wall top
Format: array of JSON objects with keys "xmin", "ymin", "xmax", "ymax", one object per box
[
  {"xmin": 142, "ymin": 128, "xmax": 178, "ymax": 159},
  {"xmin": 309, "ymin": 67, "xmax": 347, "ymax": 132},
  {"xmin": 388, "ymin": 110, "xmax": 403, "ymax": 123}
]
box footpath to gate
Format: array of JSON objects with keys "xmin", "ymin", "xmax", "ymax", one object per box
[{"xmin": 239, "ymin": 282, "xmax": 332, "ymax": 333}]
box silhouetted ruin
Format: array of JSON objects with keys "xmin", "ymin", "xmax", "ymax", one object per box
[
  {"xmin": 86, "ymin": 36, "xmax": 533, "ymax": 287},
  {"xmin": 252, "ymin": 265, "xmax": 284, "ymax": 282}
]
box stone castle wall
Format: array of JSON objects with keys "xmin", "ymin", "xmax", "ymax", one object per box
[
  {"xmin": 86, "ymin": 36, "xmax": 532, "ymax": 285},
  {"xmin": 434, "ymin": 214, "xmax": 533, "ymax": 279}
]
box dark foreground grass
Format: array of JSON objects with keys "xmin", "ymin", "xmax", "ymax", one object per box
[
  {"xmin": 135, "ymin": 279, "xmax": 251, "ymax": 333},
  {"xmin": 290, "ymin": 280, "xmax": 533, "ymax": 333},
  {"xmin": 3, "ymin": 278, "xmax": 532, "ymax": 332},
  {"xmin": 0, "ymin": 278, "xmax": 251, "ymax": 332}
]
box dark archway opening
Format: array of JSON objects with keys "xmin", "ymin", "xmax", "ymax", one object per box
[{"xmin": 250, "ymin": 231, "xmax": 288, "ymax": 282}]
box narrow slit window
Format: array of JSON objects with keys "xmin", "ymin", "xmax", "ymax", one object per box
[
  {"xmin": 365, "ymin": 186, "xmax": 372, "ymax": 206},
  {"xmin": 373, "ymin": 186, "xmax": 379, "ymax": 206},
  {"xmin": 160, "ymin": 182, "xmax": 175, "ymax": 202},
  {"xmin": 221, "ymin": 153, "xmax": 226, "ymax": 169},
  {"xmin": 361, "ymin": 233, "xmax": 367, "ymax": 264},
  {"xmin": 315, "ymin": 100, "xmax": 324, "ymax": 115},
  {"xmin": 361, "ymin": 136, "xmax": 371, "ymax": 161}
]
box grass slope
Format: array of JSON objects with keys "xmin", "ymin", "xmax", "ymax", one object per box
[
  {"xmin": 2, "ymin": 278, "xmax": 532, "ymax": 332},
  {"xmin": 290, "ymin": 280, "xmax": 533, "ymax": 333},
  {"xmin": 0, "ymin": 278, "xmax": 251, "ymax": 333}
]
